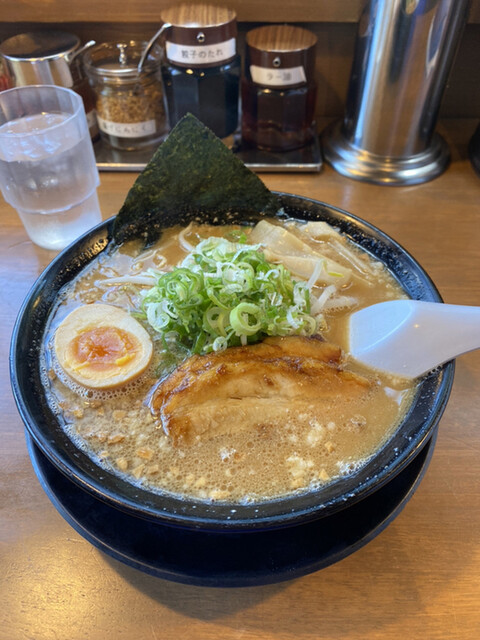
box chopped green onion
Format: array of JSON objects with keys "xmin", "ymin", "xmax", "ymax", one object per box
[
  {"xmin": 140, "ymin": 236, "xmax": 318, "ymax": 355},
  {"xmin": 230, "ymin": 302, "xmax": 262, "ymax": 336}
]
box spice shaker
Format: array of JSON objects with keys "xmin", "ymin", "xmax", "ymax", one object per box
[
  {"xmin": 0, "ymin": 30, "xmax": 99, "ymax": 142},
  {"xmin": 159, "ymin": 3, "xmax": 240, "ymax": 141},
  {"xmin": 83, "ymin": 41, "xmax": 167, "ymax": 151},
  {"xmin": 241, "ymin": 25, "xmax": 318, "ymax": 152}
]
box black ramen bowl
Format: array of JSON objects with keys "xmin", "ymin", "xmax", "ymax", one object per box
[{"xmin": 10, "ymin": 194, "xmax": 454, "ymax": 537}]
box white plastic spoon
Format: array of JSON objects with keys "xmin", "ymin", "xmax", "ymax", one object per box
[{"xmin": 348, "ymin": 300, "xmax": 480, "ymax": 378}]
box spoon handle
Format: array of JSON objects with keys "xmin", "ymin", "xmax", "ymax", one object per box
[
  {"xmin": 349, "ymin": 300, "xmax": 480, "ymax": 378},
  {"xmin": 418, "ymin": 302, "xmax": 480, "ymax": 358}
]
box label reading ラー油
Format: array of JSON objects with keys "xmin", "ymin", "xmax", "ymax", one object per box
[{"xmin": 250, "ymin": 65, "xmax": 306, "ymax": 87}]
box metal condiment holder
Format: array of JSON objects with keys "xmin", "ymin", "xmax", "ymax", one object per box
[
  {"xmin": 0, "ymin": 30, "xmax": 80, "ymax": 87},
  {"xmin": 322, "ymin": 0, "xmax": 471, "ymax": 186}
]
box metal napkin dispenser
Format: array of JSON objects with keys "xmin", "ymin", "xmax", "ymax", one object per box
[{"xmin": 322, "ymin": 0, "xmax": 471, "ymax": 185}]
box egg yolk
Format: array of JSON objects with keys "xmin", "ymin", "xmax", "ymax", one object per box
[{"xmin": 71, "ymin": 326, "xmax": 139, "ymax": 371}]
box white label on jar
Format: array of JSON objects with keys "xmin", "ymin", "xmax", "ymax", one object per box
[
  {"xmin": 166, "ymin": 38, "xmax": 236, "ymax": 65},
  {"xmin": 250, "ymin": 65, "xmax": 306, "ymax": 87},
  {"xmin": 96, "ymin": 116, "xmax": 157, "ymax": 138}
]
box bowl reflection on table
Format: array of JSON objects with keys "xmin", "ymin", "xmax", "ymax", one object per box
[{"xmin": 10, "ymin": 194, "xmax": 454, "ymax": 560}]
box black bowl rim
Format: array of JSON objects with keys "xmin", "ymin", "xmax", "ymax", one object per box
[{"xmin": 10, "ymin": 193, "xmax": 454, "ymax": 531}]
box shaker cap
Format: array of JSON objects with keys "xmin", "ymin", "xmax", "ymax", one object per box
[
  {"xmin": 161, "ymin": 3, "xmax": 237, "ymax": 67},
  {"xmin": 246, "ymin": 25, "xmax": 317, "ymax": 87}
]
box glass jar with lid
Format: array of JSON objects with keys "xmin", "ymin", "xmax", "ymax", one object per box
[
  {"xmin": 83, "ymin": 40, "xmax": 167, "ymax": 151},
  {"xmin": 159, "ymin": 3, "xmax": 240, "ymax": 142},
  {"xmin": 241, "ymin": 25, "xmax": 318, "ymax": 152}
]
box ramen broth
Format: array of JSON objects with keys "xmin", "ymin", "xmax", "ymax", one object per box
[{"xmin": 41, "ymin": 220, "xmax": 416, "ymax": 503}]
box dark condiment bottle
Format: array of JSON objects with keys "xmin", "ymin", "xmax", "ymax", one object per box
[
  {"xmin": 241, "ymin": 25, "xmax": 318, "ymax": 152},
  {"xmin": 160, "ymin": 3, "xmax": 240, "ymax": 142}
]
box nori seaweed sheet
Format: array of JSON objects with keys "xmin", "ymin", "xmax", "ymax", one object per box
[{"xmin": 112, "ymin": 114, "xmax": 281, "ymax": 245}]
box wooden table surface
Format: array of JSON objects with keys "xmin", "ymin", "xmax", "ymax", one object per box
[{"xmin": 1, "ymin": 120, "xmax": 479, "ymax": 640}]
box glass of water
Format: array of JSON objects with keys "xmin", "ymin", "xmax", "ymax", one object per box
[{"xmin": 0, "ymin": 85, "xmax": 102, "ymax": 250}]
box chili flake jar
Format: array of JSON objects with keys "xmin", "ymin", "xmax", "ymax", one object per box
[
  {"xmin": 241, "ymin": 25, "xmax": 318, "ymax": 152},
  {"xmin": 160, "ymin": 3, "xmax": 240, "ymax": 141},
  {"xmin": 83, "ymin": 41, "xmax": 167, "ymax": 151}
]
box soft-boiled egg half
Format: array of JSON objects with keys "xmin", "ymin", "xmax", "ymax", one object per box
[{"xmin": 54, "ymin": 303, "xmax": 153, "ymax": 390}]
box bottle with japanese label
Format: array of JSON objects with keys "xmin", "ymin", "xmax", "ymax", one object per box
[
  {"xmin": 241, "ymin": 25, "xmax": 318, "ymax": 152},
  {"xmin": 160, "ymin": 4, "xmax": 240, "ymax": 142},
  {"xmin": 83, "ymin": 41, "xmax": 167, "ymax": 151}
]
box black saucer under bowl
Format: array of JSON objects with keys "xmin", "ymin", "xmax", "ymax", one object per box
[{"xmin": 26, "ymin": 428, "xmax": 437, "ymax": 588}]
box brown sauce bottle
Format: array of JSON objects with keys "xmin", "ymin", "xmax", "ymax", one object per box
[{"xmin": 241, "ymin": 25, "xmax": 318, "ymax": 152}]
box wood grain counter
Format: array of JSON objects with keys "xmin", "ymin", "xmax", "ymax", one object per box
[
  {"xmin": 2, "ymin": 0, "xmax": 480, "ymax": 24},
  {"xmin": 1, "ymin": 119, "xmax": 479, "ymax": 639}
]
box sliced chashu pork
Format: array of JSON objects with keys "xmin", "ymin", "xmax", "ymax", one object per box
[{"xmin": 149, "ymin": 335, "xmax": 371, "ymax": 445}]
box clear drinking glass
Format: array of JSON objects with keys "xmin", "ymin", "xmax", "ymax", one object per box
[{"xmin": 0, "ymin": 84, "xmax": 102, "ymax": 250}]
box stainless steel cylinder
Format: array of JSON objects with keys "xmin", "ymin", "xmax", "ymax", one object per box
[{"xmin": 322, "ymin": 0, "xmax": 471, "ymax": 185}]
